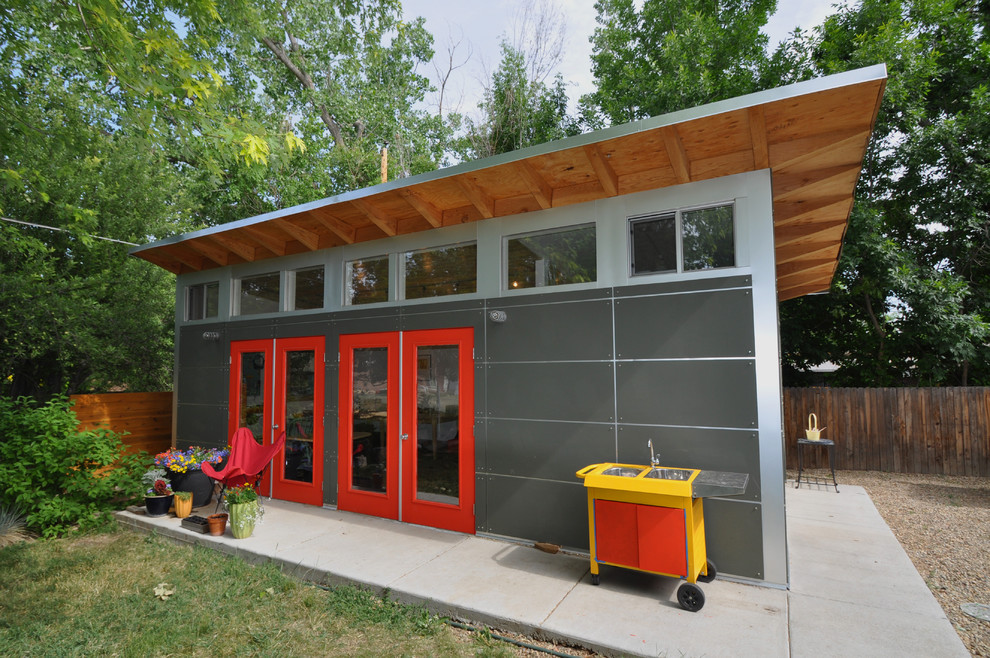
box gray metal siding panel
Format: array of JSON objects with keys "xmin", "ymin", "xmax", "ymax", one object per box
[
  {"xmin": 485, "ymin": 419, "xmax": 615, "ymax": 481},
  {"xmin": 485, "ymin": 299, "xmax": 613, "ymax": 362},
  {"xmin": 493, "ymin": 287, "xmax": 611, "ymax": 308},
  {"xmin": 616, "ymin": 425, "xmax": 761, "ymax": 501},
  {"xmin": 486, "ymin": 362, "xmax": 615, "ymax": 422},
  {"xmin": 484, "ymin": 475, "xmax": 588, "ymax": 549},
  {"xmin": 178, "ymin": 325, "xmax": 227, "ymax": 363},
  {"xmin": 398, "ymin": 308, "xmax": 485, "ymax": 333},
  {"xmin": 614, "ymin": 289, "xmax": 754, "ymax": 359},
  {"xmin": 615, "ymin": 360, "xmax": 757, "ymax": 428},
  {"xmin": 176, "ymin": 367, "xmax": 227, "ymax": 405},
  {"xmin": 175, "ymin": 403, "xmax": 227, "ymax": 447},
  {"xmin": 702, "ymin": 499, "xmax": 765, "ymax": 580},
  {"xmin": 613, "ymin": 275, "xmax": 752, "ymax": 298}
]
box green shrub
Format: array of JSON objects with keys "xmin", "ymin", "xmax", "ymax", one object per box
[{"xmin": 0, "ymin": 395, "xmax": 147, "ymax": 537}]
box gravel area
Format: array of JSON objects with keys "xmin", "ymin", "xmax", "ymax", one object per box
[{"xmin": 792, "ymin": 469, "xmax": 990, "ymax": 657}]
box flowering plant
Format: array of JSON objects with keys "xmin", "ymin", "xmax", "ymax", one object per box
[
  {"xmin": 224, "ymin": 484, "xmax": 258, "ymax": 505},
  {"xmin": 142, "ymin": 468, "xmax": 174, "ymax": 496},
  {"xmin": 154, "ymin": 446, "xmax": 229, "ymax": 473}
]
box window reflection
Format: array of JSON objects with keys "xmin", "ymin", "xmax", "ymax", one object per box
[
  {"xmin": 345, "ymin": 256, "xmax": 389, "ymax": 305},
  {"xmin": 506, "ymin": 224, "xmax": 596, "ymax": 289},
  {"xmin": 405, "ymin": 243, "xmax": 477, "ymax": 300}
]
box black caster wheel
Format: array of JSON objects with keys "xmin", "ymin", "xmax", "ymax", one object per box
[
  {"xmin": 698, "ymin": 559, "xmax": 717, "ymax": 583},
  {"xmin": 677, "ymin": 583, "xmax": 705, "ymax": 612},
  {"xmin": 591, "ymin": 573, "xmax": 600, "ymax": 586}
]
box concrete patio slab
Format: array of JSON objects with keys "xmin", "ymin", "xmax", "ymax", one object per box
[{"xmin": 116, "ymin": 482, "xmax": 969, "ymax": 657}]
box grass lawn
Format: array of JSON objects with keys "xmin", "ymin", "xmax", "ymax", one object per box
[{"xmin": 0, "ymin": 528, "xmax": 515, "ymax": 656}]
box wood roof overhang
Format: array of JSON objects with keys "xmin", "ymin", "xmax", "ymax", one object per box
[{"xmin": 131, "ymin": 65, "xmax": 886, "ymax": 302}]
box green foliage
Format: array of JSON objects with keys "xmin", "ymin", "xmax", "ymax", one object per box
[
  {"xmin": 584, "ymin": 0, "xmax": 777, "ymax": 123},
  {"xmin": 224, "ymin": 483, "xmax": 259, "ymax": 505},
  {"xmin": 779, "ymin": 0, "xmax": 990, "ymax": 386},
  {"xmin": 0, "ymin": 396, "xmax": 146, "ymax": 537},
  {"xmin": 459, "ymin": 42, "xmax": 579, "ymax": 158}
]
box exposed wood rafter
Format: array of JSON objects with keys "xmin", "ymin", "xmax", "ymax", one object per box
[
  {"xmin": 274, "ymin": 219, "xmax": 321, "ymax": 250},
  {"xmin": 662, "ymin": 126, "xmax": 691, "ymax": 184},
  {"xmin": 399, "ymin": 189, "xmax": 443, "ymax": 227},
  {"xmin": 514, "ymin": 160, "xmax": 553, "ymax": 209},
  {"xmin": 584, "ymin": 144, "xmax": 619, "ymax": 197},
  {"xmin": 311, "ymin": 211, "xmax": 356, "ymax": 244},
  {"xmin": 748, "ymin": 106, "xmax": 769, "ymax": 169},
  {"xmin": 456, "ymin": 176, "xmax": 495, "ymax": 218},
  {"xmin": 350, "ymin": 199, "xmax": 397, "ymax": 236}
]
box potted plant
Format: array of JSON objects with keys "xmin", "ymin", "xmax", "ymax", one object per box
[
  {"xmin": 154, "ymin": 445, "xmax": 229, "ymax": 507},
  {"xmin": 173, "ymin": 490, "xmax": 193, "ymax": 518},
  {"xmin": 142, "ymin": 468, "xmax": 174, "ymax": 517},
  {"xmin": 224, "ymin": 484, "xmax": 262, "ymax": 539}
]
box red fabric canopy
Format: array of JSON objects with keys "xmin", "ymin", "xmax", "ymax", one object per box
[{"xmin": 203, "ymin": 428, "xmax": 286, "ymax": 488}]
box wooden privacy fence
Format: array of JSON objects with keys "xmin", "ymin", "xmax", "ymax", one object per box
[
  {"xmin": 783, "ymin": 387, "xmax": 990, "ymax": 476},
  {"xmin": 70, "ymin": 392, "xmax": 172, "ymax": 457}
]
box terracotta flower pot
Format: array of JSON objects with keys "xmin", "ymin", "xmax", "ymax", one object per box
[
  {"xmin": 206, "ymin": 513, "xmax": 228, "ymax": 536},
  {"xmin": 173, "ymin": 495, "xmax": 193, "ymax": 519}
]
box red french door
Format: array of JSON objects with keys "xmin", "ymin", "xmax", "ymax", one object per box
[
  {"xmin": 338, "ymin": 328, "xmax": 475, "ymax": 534},
  {"xmin": 230, "ymin": 337, "xmax": 324, "ymax": 506}
]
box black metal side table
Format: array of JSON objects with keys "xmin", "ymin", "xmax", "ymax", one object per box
[{"xmin": 795, "ymin": 438, "xmax": 839, "ymax": 492}]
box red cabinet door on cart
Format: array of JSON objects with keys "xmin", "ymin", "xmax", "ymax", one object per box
[
  {"xmin": 338, "ymin": 328, "xmax": 475, "ymax": 534},
  {"xmin": 594, "ymin": 500, "xmax": 687, "ymax": 577}
]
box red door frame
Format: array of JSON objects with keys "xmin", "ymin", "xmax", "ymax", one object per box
[
  {"xmin": 229, "ymin": 339, "xmax": 273, "ymax": 494},
  {"xmin": 337, "ymin": 332, "xmax": 401, "ymax": 520},
  {"xmin": 401, "ymin": 328, "xmax": 475, "ymax": 534},
  {"xmin": 229, "ymin": 337, "xmax": 324, "ymax": 506},
  {"xmin": 272, "ymin": 336, "xmax": 324, "ymax": 506},
  {"xmin": 337, "ymin": 328, "xmax": 475, "ymax": 534}
]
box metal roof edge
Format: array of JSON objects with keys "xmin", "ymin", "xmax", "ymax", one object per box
[{"xmin": 129, "ymin": 64, "xmax": 888, "ymax": 257}]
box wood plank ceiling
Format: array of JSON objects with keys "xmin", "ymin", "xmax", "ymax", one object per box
[{"xmin": 132, "ymin": 67, "xmax": 886, "ymax": 302}]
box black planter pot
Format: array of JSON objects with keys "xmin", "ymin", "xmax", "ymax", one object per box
[
  {"xmin": 170, "ymin": 470, "xmax": 214, "ymax": 507},
  {"xmin": 145, "ymin": 494, "xmax": 174, "ymax": 517}
]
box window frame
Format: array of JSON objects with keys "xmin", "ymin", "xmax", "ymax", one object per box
[
  {"xmin": 184, "ymin": 281, "xmax": 219, "ymax": 321},
  {"xmin": 628, "ymin": 202, "xmax": 736, "ymax": 277},
  {"xmin": 233, "ymin": 270, "xmax": 282, "ymax": 317},
  {"xmin": 287, "ymin": 264, "xmax": 326, "ymax": 311},
  {"xmin": 502, "ymin": 222, "xmax": 598, "ymax": 291},
  {"xmin": 343, "ymin": 253, "xmax": 391, "ymax": 307},
  {"xmin": 400, "ymin": 240, "xmax": 478, "ymax": 302}
]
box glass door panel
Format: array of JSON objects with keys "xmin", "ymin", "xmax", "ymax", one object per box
[
  {"xmin": 273, "ymin": 337, "xmax": 324, "ymax": 505},
  {"xmin": 238, "ymin": 351, "xmax": 267, "ymax": 444},
  {"xmin": 350, "ymin": 347, "xmax": 390, "ymax": 493},
  {"xmin": 338, "ymin": 333, "xmax": 400, "ymax": 520},
  {"xmin": 283, "ymin": 350, "xmax": 315, "ymax": 484},
  {"xmin": 414, "ymin": 345, "xmax": 460, "ymax": 505},
  {"xmin": 402, "ymin": 328, "xmax": 475, "ymax": 534}
]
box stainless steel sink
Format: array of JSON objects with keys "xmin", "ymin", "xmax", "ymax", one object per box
[
  {"xmin": 600, "ymin": 466, "xmax": 645, "ymax": 478},
  {"xmin": 644, "ymin": 468, "xmax": 693, "ymax": 481}
]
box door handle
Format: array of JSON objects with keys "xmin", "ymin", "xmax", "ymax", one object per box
[
  {"xmin": 400, "ymin": 433, "xmax": 409, "ymax": 441},
  {"xmin": 273, "ymin": 424, "xmax": 280, "ymax": 429}
]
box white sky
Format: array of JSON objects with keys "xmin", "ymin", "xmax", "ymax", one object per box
[{"xmin": 402, "ymin": 0, "xmax": 837, "ymax": 117}]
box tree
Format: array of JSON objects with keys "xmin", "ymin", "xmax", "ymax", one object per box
[
  {"xmin": 216, "ymin": 0, "xmax": 447, "ymax": 201},
  {"xmin": 459, "ymin": 42, "xmax": 578, "ymax": 159},
  {"xmin": 1, "ymin": 7, "xmax": 188, "ymax": 398},
  {"xmin": 583, "ymin": 0, "xmax": 777, "ymax": 124},
  {"xmin": 779, "ymin": 0, "xmax": 990, "ymax": 386}
]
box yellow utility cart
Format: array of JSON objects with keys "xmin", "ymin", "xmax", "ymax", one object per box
[{"xmin": 576, "ymin": 459, "xmax": 748, "ymax": 612}]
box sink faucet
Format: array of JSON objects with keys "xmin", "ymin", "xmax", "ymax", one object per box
[{"xmin": 648, "ymin": 439, "xmax": 660, "ymax": 468}]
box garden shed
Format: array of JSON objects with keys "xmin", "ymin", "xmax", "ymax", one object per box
[{"xmin": 131, "ymin": 64, "xmax": 886, "ymax": 587}]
